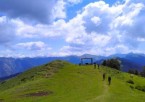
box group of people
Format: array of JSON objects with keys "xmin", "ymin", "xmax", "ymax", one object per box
[
  {"xmin": 94, "ymin": 63, "xmax": 100, "ymax": 69},
  {"xmin": 93, "ymin": 63, "xmax": 112, "ymax": 85},
  {"xmin": 103, "ymin": 73, "xmax": 111, "ymax": 85},
  {"xmin": 79, "ymin": 63, "xmax": 112, "ymax": 85}
]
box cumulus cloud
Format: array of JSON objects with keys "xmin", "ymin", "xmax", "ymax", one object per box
[
  {"xmin": 12, "ymin": 19, "xmax": 67, "ymax": 38},
  {"xmin": 58, "ymin": 0, "xmax": 145, "ymax": 56},
  {"xmin": 0, "ymin": 0, "xmax": 82, "ymax": 24},
  {"xmin": 0, "ymin": 16, "xmax": 16, "ymax": 44},
  {"xmin": 82, "ymin": 1, "xmax": 113, "ymax": 34},
  {"xmin": 0, "ymin": 0, "xmax": 145, "ymax": 57},
  {"xmin": 0, "ymin": 41, "xmax": 52, "ymax": 57},
  {"xmin": 15, "ymin": 41, "xmax": 51, "ymax": 51},
  {"xmin": 58, "ymin": 45, "xmax": 97, "ymax": 56},
  {"xmin": 0, "ymin": 0, "xmax": 66, "ymax": 24},
  {"xmin": 91, "ymin": 16, "xmax": 101, "ymax": 26},
  {"xmin": 4, "ymin": 41, "xmax": 52, "ymax": 57}
]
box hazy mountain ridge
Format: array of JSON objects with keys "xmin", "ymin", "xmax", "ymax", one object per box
[
  {"xmin": 0, "ymin": 56, "xmax": 80, "ymax": 78},
  {"xmin": 111, "ymin": 53, "xmax": 145, "ymax": 71},
  {"xmin": 0, "ymin": 53, "xmax": 145, "ymax": 78}
]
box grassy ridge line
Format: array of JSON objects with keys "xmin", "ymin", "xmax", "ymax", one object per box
[
  {"xmin": 0, "ymin": 61, "xmax": 103, "ymax": 102},
  {"xmin": 0, "ymin": 60, "xmax": 67, "ymax": 91},
  {"xmin": 0, "ymin": 60, "xmax": 145, "ymax": 102}
]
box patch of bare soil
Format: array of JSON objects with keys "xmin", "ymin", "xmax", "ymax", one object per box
[
  {"xmin": 0, "ymin": 99, "xmax": 4, "ymax": 102},
  {"xmin": 23, "ymin": 91, "xmax": 53, "ymax": 97}
]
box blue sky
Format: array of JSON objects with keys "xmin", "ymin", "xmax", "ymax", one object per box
[{"xmin": 0, "ymin": 0, "xmax": 145, "ymax": 57}]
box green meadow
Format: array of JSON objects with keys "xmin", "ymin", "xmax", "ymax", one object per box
[{"xmin": 0, "ymin": 60, "xmax": 145, "ymax": 102}]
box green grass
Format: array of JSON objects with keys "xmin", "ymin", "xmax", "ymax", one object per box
[{"xmin": 0, "ymin": 60, "xmax": 145, "ymax": 102}]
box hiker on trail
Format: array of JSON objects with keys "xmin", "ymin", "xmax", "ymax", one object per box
[
  {"xmin": 98, "ymin": 64, "xmax": 100, "ymax": 69},
  {"xmin": 108, "ymin": 76, "xmax": 111, "ymax": 85},
  {"xmin": 103, "ymin": 73, "xmax": 106, "ymax": 81},
  {"xmin": 94, "ymin": 63, "xmax": 96, "ymax": 69}
]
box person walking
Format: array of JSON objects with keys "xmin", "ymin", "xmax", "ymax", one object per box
[
  {"xmin": 103, "ymin": 73, "xmax": 106, "ymax": 81},
  {"xmin": 108, "ymin": 76, "xmax": 111, "ymax": 85},
  {"xmin": 98, "ymin": 64, "xmax": 100, "ymax": 69},
  {"xmin": 94, "ymin": 63, "xmax": 96, "ymax": 69}
]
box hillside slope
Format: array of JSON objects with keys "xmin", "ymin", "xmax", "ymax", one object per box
[
  {"xmin": 0, "ymin": 60, "xmax": 145, "ymax": 102},
  {"xmin": 1, "ymin": 53, "xmax": 145, "ymax": 78},
  {"xmin": 0, "ymin": 56, "xmax": 80, "ymax": 78}
]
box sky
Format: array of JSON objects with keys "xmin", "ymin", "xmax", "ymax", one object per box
[{"xmin": 0, "ymin": 0, "xmax": 145, "ymax": 57}]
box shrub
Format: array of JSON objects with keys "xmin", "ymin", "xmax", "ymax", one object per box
[
  {"xmin": 135, "ymin": 85, "xmax": 145, "ymax": 92},
  {"xmin": 140, "ymin": 67, "xmax": 145, "ymax": 77},
  {"xmin": 21, "ymin": 78, "xmax": 26, "ymax": 82},
  {"xmin": 128, "ymin": 69, "xmax": 139, "ymax": 75},
  {"xmin": 0, "ymin": 81, "xmax": 6, "ymax": 84},
  {"xmin": 130, "ymin": 85, "xmax": 134, "ymax": 89},
  {"xmin": 126, "ymin": 79, "xmax": 134, "ymax": 84}
]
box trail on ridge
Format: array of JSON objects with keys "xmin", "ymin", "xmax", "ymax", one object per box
[{"xmin": 86, "ymin": 70, "xmax": 110, "ymax": 102}]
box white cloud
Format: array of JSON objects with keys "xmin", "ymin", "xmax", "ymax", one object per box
[
  {"xmin": 111, "ymin": 2, "xmax": 144, "ymax": 28},
  {"xmin": 59, "ymin": 45, "xmax": 98, "ymax": 56},
  {"xmin": 91, "ymin": 16, "xmax": 101, "ymax": 26},
  {"xmin": 15, "ymin": 41, "xmax": 51, "ymax": 51},
  {"xmin": 57, "ymin": 0, "xmax": 145, "ymax": 56},
  {"xmin": 52, "ymin": 0, "xmax": 66, "ymax": 20},
  {"xmin": 12, "ymin": 19, "xmax": 67, "ymax": 38},
  {"xmin": 67, "ymin": 0, "xmax": 82, "ymax": 4},
  {"xmin": 0, "ymin": 0, "xmax": 82, "ymax": 24},
  {"xmin": 3, "ymin": 41, "xmax": 52, "ymax": 57},
  {"xmin": 0, "ymin": 0, "xmax": 145, "ymax": 57},
  {"xmin": 0, "ymin": 16, "xmax": 16, "ymax": 44},
  {"xmin": 0, "ymin": 0, "xmax": 67, "ymax": 24},
  {"xmin": 137, "ymin": 38, "xmax": 145, "ymax": 42}
]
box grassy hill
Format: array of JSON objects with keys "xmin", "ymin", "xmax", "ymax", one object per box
[{"xmin": 0, "ymin": 60, "xmax": 145, "ymax": 102}]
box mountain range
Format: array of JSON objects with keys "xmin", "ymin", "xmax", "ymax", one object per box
[{"xmin": 0, "ymin": 53, "xmax": 145, "ymax": 78}]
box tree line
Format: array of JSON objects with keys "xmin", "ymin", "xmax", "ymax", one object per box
[
  {"xmin": 101, "ymin": 58, "xmax": 145, "ymax": 77},
  {"xmin": 128, "ymin": 67, "xmax": 145, "ymax": 77},
  {"xmin": 102, "ymin": 58, "xmax": 120, "ymax": 70}
]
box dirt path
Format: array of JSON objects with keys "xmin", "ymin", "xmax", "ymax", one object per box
[
  {"xmin": 97, "ymin": 82, "xmax": 108, "ymax": 101},
  {"xmin": 86, "ymin": 71, "xmax": 109, "ymax": 102},
  {"xmin": 89, "ymin": 81, "xmax": 109, "ymax": 102}
]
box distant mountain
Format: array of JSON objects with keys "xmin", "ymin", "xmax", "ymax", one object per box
[
  {"xmin": 0, "ymin": 53, "xmax": 145, "ymax": 78},
  {"xmin": 105, "ymin": 53, "xmax": 145, "ymax": 72},
  {"xmin": 124, "ymin": 53, "xmax": 145, "ymax": 67},
  {"xmin": 108, "ymin": 53, "xmax": 127, "ymax": 58},
  {"xmin": 0, "ymin": 73, "xmax": 20, "ymax": 81},
  {"xmin": 0, "ymin": 56, "xmax": 81, "ymax": 78},
  {"xmin": 118, "ymin": 58, "xmax": 142, "ymax": 72}
]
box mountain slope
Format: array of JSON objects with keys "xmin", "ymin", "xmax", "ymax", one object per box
[
  {"xmin": 118, "ymin": 58, "xmax": 142, "ymax": 72},
  {"xmin": 107, "ymin": 53, "xmax": 145, "ymax": 72},
  {"xmin": 0, "ymin": 60, "xmax": 145, "ymax": 102},
  {"xmin": 0, "ymin": 56, "xmax": 79, "ymax": 78},
  {"xmin": 1, "ymin": 53, "xmax": 145, "ymax": 78}
]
